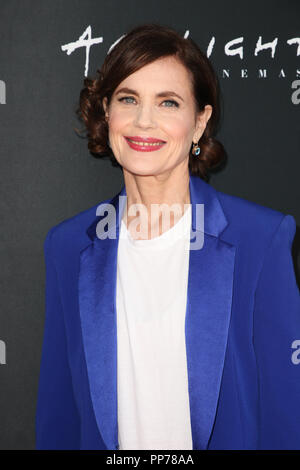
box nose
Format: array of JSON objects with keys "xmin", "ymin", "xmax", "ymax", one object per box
[{"xmin": 133, "ymin": 103, "xmax": 156, "ymax": 128}]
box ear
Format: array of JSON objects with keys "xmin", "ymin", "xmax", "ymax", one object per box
[
  {"xmin": 102, "ymin": 97, "xmax": 108, "ymax": 118},
  {"xmin": 193, "ymin": 105, "xmax": 213, "ymax": 142}
]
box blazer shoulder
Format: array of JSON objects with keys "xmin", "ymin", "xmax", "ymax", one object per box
[
  {"xmin": 216, "ymin": 188, "xmax": 296, "ymax": 247},
  {"xmin": 44, "ymin": 196, "xmax": 113, "ymax": 253}
]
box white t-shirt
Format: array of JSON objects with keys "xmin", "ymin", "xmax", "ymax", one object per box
[{"xmin": 116, "ymin": 204, "xmax": 193, "ymax": 450}]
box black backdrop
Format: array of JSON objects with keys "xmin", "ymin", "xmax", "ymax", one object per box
[{"xmin": 0, "ymin": 0, "xmax": 299, "ymax": 449}]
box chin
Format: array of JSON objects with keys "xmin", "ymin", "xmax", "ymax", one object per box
[{"xmin": 125, "ymin": 164, "xmax": 165, "ymax": 178}]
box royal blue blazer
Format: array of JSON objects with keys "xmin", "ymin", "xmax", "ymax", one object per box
[{"xmin": 35, "ymin": 171, "xmax": 300, "ymax": 450}]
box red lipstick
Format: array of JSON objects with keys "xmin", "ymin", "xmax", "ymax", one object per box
[{"xmin": 124, "ymin": 136, "xmax": 166, "ymax": 152}]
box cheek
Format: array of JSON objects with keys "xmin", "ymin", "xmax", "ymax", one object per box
[
  {"xmin": 108, "ymin": 106, "xmax": 130, "ymax": 131},
  {"xmin": 108, "ymin": 114, "xmax": 125, "ymax": 133},
  {"xmin": 164, "ymin": 116, "xmax": 194, "ymax": 143}
]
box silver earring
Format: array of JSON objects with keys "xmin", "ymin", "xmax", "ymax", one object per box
[{"xmin": 192, "ymin": 141, "xmax": 201, "ymax": 156}]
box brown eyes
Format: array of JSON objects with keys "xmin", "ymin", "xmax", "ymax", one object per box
[{"xmin": 117, "ymin": 96, "xmax": 179, "ymax": 108}]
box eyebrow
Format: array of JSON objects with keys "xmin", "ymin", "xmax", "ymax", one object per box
[{"xmin": 115, "ymin": 87, "xmax": 184, "ymax": 102}]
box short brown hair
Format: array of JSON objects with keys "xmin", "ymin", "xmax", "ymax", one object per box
[{"xmin": 76, "ymin": 23, "xmax": 226, "ymax": 181}]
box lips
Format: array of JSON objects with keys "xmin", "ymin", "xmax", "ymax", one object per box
[
  {"xmin": 124, "ymin": 136, "xmax": 166, "ymax": 152},
  {"xmin": 124, "ymin": 136, "xmax": 166, "ymax": 143}
]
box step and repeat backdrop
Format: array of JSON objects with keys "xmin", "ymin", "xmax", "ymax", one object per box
[{"xmin": 0, "ymin": 0, "xmax": 299, "ymax": 449}]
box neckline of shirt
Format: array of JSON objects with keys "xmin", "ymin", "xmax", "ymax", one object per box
[{"xmin": 120, "ymin": 204, "xmax": 191, "ymax": 250}]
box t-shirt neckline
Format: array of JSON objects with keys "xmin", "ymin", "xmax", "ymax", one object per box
[{"xmin": 120, "ymin": 204, "xmax": 191, "ymax": 249}]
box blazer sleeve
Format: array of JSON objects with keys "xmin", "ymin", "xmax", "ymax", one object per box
[
  {"xmin": 253, "ymin": 214, "xmax": 300, "ymax": 450},
  {"xmin": 35, "ymin": 227, "xmax": 80, "ymax": 449}
]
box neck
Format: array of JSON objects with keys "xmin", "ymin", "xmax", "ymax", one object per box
[{"xmin": 122, "ymin": 161, "xmax": 191, "ymax": 239}]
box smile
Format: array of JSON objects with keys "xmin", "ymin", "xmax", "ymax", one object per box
[{"xmin": 124, "ymin": 137, "xmax": 166, "ymax": 152}]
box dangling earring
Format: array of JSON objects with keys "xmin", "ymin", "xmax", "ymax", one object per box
[{"xmin": 192, "ymin": 141, "xmax": 201, "ymax": 156}]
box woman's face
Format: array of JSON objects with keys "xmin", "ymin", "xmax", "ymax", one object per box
[{"xmin": 103, "ymin": 56, "xmax": 212, "ymax": 176}]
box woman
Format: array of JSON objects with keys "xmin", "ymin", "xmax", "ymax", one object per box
[{"xmin": 35, "ymin": 23, "xmax": 300, "ymax": 450}]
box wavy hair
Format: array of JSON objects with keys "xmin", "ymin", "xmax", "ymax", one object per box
[{"xmin": 75, "ymin": 23, "xmax": 226, "ymax": 181}]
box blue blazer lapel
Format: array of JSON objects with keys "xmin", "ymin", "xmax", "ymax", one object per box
[
  {"xmin": 187, "ymin": 175, "xmax": 236, "ymax": 449},
  {"xmin": 79, "ymin": 172, "xmax": 236, "ymax": 450},
  {"xmin": 78, "ymin": 189, "xmax": 126, "ymax": 451}
]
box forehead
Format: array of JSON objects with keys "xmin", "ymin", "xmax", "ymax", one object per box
[{"xmin": 116, "ymin": 56, "xmax": 193, "ymax": 95}]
